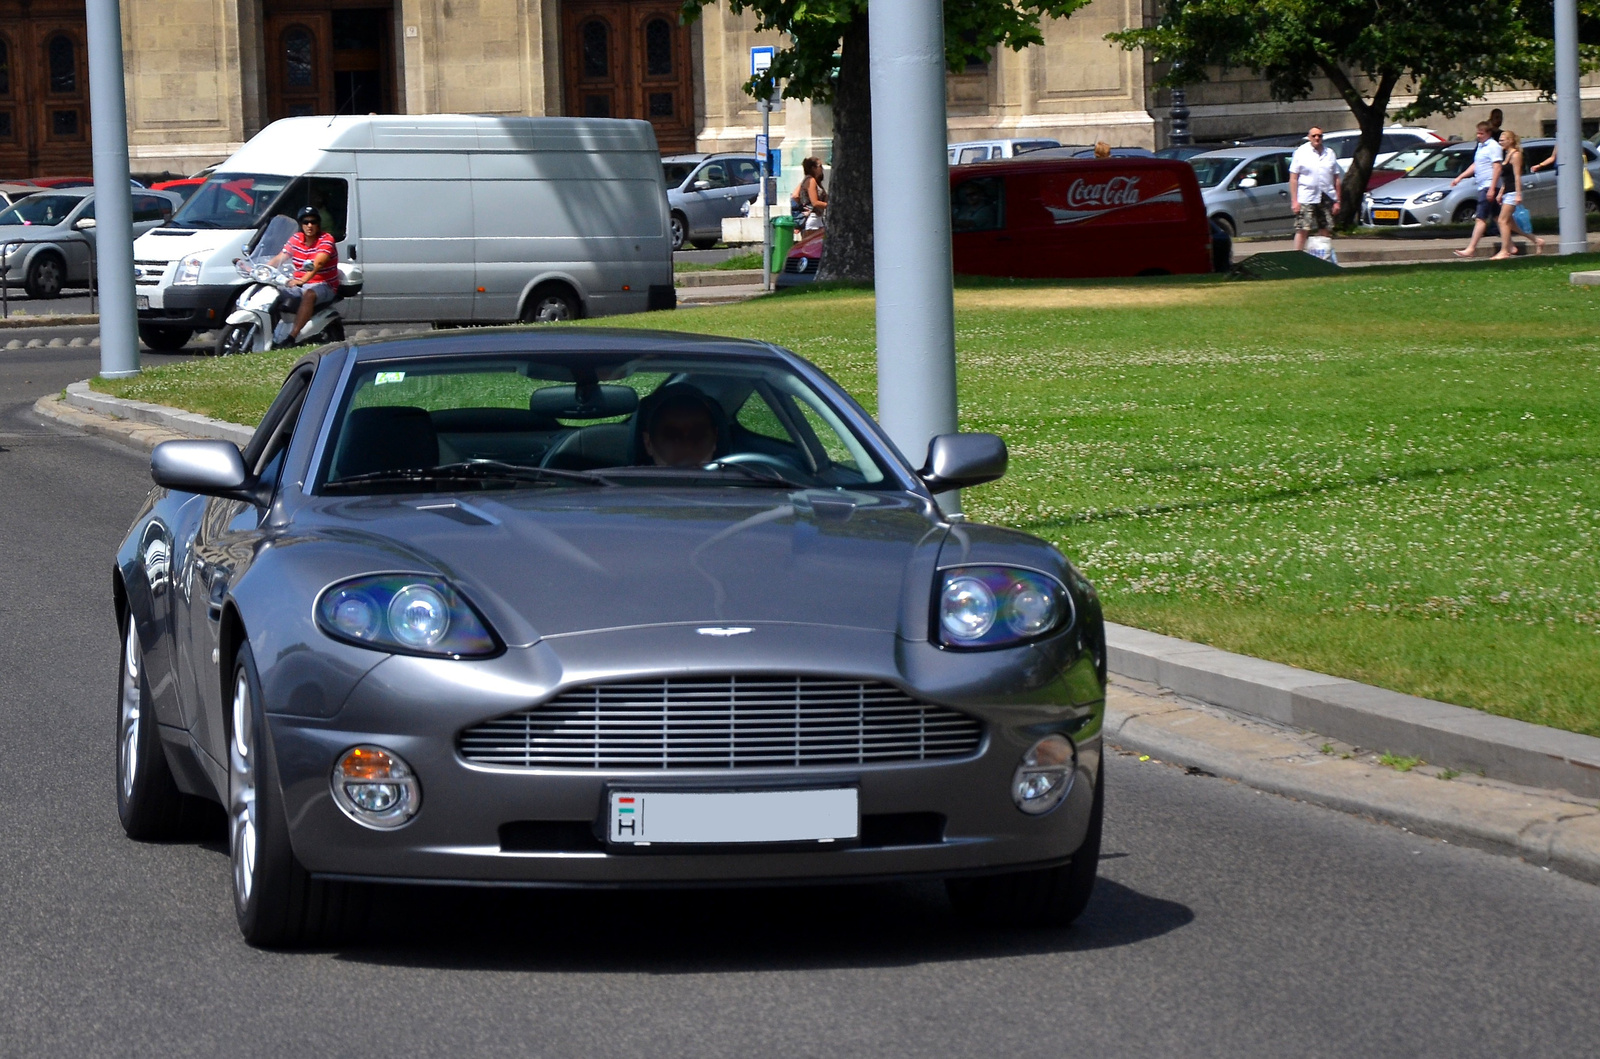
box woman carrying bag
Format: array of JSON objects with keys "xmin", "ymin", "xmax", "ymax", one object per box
[
  {"xmin": 791, "ymin": 157, "xmax": 828, "ymax": 231},
  {"xmin": 1492, "ymin": 130, "xmax": 1544, "ymax": 259}
]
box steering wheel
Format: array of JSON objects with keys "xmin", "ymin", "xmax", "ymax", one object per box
[{"xmin": 707, "ymin": 452, "xmax": 804, "ymax": 475}]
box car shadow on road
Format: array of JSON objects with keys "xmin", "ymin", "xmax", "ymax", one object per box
[{"xmin": 328, "ymin": 874, "xmax": 1193, "ymax": 972}]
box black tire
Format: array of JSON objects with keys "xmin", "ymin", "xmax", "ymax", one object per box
[
  {"xmin": 115, "ymin": 615, "xmax": 188, "ymax": 840},
  {"xmin": 1210, "ymin": 214, "xmax": 1236, "ymax": 239},
  {"xmin": 138, "ymin": 324, "xmax": 194, "ymax": 351},
  {"xmin": 1452, "ymin": 202, "xmax": 1477, "ymax": 225},
  {"xmin": 214, "ymin": 321, "xmax": 257, "ymax": 357},
  {"xmin": 669, "ymin": 212, "xmax": 688, "ymax": 251},
  {"xmin": 520, "ymin": 284, "xmax": 580, "ymax": 324},
  {"xmin": 230, "ymin": 641, "xmax": 366, "ymax": 948},
  {"xmin": 946, "ymin": 761, "xmax": 1103, "ymax": 927},
  {"xmin": 691, "ymin": 237, "xmax": 718, "ymax": 251},
  {"xmin": 321, "ymin": 320, "xmax": 345, "ymax": 343},
  {"xmin": 24, "ymin": 252, "xmax": 65, "ymax": 299},
  {"xmin": 1587, "ymin": 193, "xmax": 1600, "ymax": 215}
]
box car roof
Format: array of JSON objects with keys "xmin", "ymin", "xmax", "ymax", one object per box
[
  {"xmin": 661, "ymin": 153, "xmax": 754, "ymax": 163},
  {"xmin": 1188, "ymin": 146, "xmax": 1290, "ymax": 160},
  {"xmin": 344, "ymin": 327, "xmax": 792, "ymax": 364}
]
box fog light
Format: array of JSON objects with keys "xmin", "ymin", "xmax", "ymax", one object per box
[
  {"xmin": 1011, "ymin": 734, "xmax": 1075, "ymax": 815},
  {"xmin": 330, "ymin": 745, "xmax": 421, "ymax": 829}
]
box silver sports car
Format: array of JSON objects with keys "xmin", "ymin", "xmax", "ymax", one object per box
[{"xmin": 113, "ymin": 329, "xmax": 1107, "ymax": 947}]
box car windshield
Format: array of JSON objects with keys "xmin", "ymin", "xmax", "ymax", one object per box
[
  {"xmin": 662, "ymin": 163, "xmax": 697, "ymax": 188},
  {"xmin": 318, "ymin": 352, "xmax": 894, "ymax": 495},
  {"xmin": 1190, "ymin": 157, "xmax": 1243, "ymax": 189},
  {"xmin": 169, "ymin": 172, "xmax": 294, "ymax": 228},
  {"xmin": 0, "ymin": 194, "xmax": 82, "ymax": 226},
  {"xmin": 1378, "ymin": 146, "xmax": 1441, "ymax": 173},
  {"xmin": 1406, "ymin": 148, "xmax": 1474, "ymax": 179}
]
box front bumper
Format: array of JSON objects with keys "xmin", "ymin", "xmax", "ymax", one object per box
[
  {"xmin": 137, "ymin": 283, "xmax": 242, "ymax": 328},
  {"xmin": 266, "ymin": 625, "xmax": 1104, "ymax": 886}
]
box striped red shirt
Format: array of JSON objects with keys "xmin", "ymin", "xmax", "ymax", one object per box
[{"xmin": 285, "ymin": 231, "xmax": 338, "ymax": 287}]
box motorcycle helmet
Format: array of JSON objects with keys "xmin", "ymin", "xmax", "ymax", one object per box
[{"xmin": 296, "ymin": 205, "xmax": 320, "ymax": 224}]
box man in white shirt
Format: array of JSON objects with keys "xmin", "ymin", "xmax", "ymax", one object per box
[
  {"xmin": 1449, "ymin": 121, "xmax": 1505, "ymax": 257},
  {"xmin": 1288, "ymin": 127, "xmax": 1341, "ymax": 252}
]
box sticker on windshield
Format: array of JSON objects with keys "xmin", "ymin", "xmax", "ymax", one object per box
[{"xmin": 374, "ymin": 371, "xmax": 406, "ymax": 385}]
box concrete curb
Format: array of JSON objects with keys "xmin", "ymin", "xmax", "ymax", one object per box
[
  {"xmin": 0, "ymin": 313, "xmax": 98, "ymax": 328},
  {"xmin": 57, "ymin": 380, "xmax": 253, "ymax": 446},
  {"xmin": 1104, "ymin": 682, "xmax": 1600, "ymax": 887},
  {"xmin": 1106, "ymin": 622, "xmax": 1600, "ymax": 800},
  {"xmin": 674, "ymin": 269, "xmax": 764, "ymax": 288}
]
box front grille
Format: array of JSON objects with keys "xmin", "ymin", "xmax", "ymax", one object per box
[
  {"xmin": 134, "ymin": 259, "xmax": 168, "ymax": 286},
  {"xmin": 783, "ymin": 256, "xmax": 813, "ymax": 275},
  {"xmin": 458, "ymin": 675, "xmax": 984, "ymax": 770},
  {"xmin": 1371, "ymin": 196, "xmax": 1405, "ymax": 206}
]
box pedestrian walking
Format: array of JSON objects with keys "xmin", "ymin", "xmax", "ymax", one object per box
[
  {"xmin": 1450, "ymin": 122, "xmax": 1505, "ymax": 257},
  {"xmin": 1491, "ymin": 130, "xmax": 1544, "ymax": 259},
  {"xmin": 1288, "ymin": 127, "xmax": 1341, "ymax": 253},
  {"xmin": 791, "ymin": 157, "xmax": 827, "ymax": 231}
]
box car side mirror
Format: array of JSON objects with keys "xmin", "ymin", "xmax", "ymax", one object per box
[
  {"xmin": 151, "ymin": 440, "xmax": 264, "ymax": 504},
  {"xmin": 919, "ymin": 433, "xmax": 1007, "ymax": 494},
  {"xmin": 74, "ymin": 216, "xmax": 97, "ymax": 230},
  {"xmin": 1236, "ymin": 176, "xmax": 1258, "ymax": 189},
  {"xmin": 692, "ymin": 180, "xmax": 712, "ymax": 191}
]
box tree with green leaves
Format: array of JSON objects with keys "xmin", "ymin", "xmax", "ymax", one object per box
[
  {"xmin": 1109, "ymin": 0, "xmax": 1600, "ymax": 226},
  {"xmin": 680, "ymin": 0, "xmax": 1092, "ymax": 280}
]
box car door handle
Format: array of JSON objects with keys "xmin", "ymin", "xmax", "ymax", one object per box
[{"xmin": 206, "ymin": 577, "xmax": 227, "ymax": 621}]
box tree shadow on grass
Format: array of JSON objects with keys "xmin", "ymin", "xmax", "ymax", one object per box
[{"xmin": 329, "ymin": 874, "xmax": 1192, "ymax": 973}]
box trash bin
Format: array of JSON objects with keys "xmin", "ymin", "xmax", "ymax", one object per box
[{"xmin": 770, "ymin": 215, "xmax": 796, "ymax": 275}]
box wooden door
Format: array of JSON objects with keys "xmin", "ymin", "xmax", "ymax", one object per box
[
  {"xmin": 561, "ymin": 0, "xmax": 694, "ymax": 153},
  {"xmin": 265, "ymin": 12, "xmax": 335, "ymax": 119},
  {"xmin": 0, "ymin": 27, "xmax": 24, "ymax": 175},
  {"xmin": 32, "ymin": 22, "xmax": 90, "ymax": 174}
]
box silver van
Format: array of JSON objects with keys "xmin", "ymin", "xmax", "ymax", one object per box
[{"xmin": 133, "ymin": 115, "xmax": 674, "ymax": 349}]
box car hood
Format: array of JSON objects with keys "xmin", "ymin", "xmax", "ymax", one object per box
[
  {"xmin": 131, "ymin": 225, "xmax": 248, "ymax": 259},
  {"xmin": 287, "ymin": 487, "xmax": 947, "ymax": 643},
  {"xmin": 1368, "ymin": 176, "xmax": 1457, "ymax": 200}
]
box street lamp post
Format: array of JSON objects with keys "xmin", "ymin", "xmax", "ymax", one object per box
[
  {"xmin": 868, "ymin": 0, "xmax": 959, "ymax": 510},
  {"xmin": 86, "ymin": 0, "xmax": 140, "ymax": 377},
  {"xmin": 1555, "ymin": 0, "xmax": 1586, "ymax": 255}
]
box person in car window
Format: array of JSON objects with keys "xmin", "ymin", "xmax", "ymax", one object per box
[
  {"xmin": 642, "ymin": 388, "xmax": 720, "ymax": 468},
  {"xmin": 267, "ymin": 205, "xmax": 339, "ymax": 344}
]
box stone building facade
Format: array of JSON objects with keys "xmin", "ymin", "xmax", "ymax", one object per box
[{"xmin": 0, "ymin": 0, "xmax": 1593, "ymax": 181}]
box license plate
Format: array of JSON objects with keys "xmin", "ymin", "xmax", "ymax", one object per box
[
  {"xmin": 1373, "ymin": 210, "xmax": 1400, "ymax": 221},
  {"xmin": 607, "ymin": 788, "xmax": 858, "ymax": 846},
  {"xmin": 135, "ymin": 296, "xmax": 149, "ymax": 309}
]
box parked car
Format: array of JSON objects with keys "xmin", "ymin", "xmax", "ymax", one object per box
[
  {"xmin": 1187, "ymin": 146, "xmax": 1297, "ymax": 238},
  {"xmin": 0, "ymin": 182, "xmax": 40, "ymax": 208},
  {"xmin": 948, "ymin": 139, "xmax": 1062, "ymax": 164},
  {"xmin": 1154, "ymin": 143, "xmax": 1229, "ymax": 161},
  {"xmin": 135, "ymin": 115, "xmax": 673, "ymax": 350},
  {"xmin": 0, "ymin": 187, "xmax": 180, "ymax": 298},
  {"xmin": 115, "ymin": 329, "xmax": 1109, "ymax": 947},
  {"xmin": 662, "ymin": 153, "xmax": 762, "ymax": 250},
  {"xmin": 783, "ymin": 156, "xmax": 1214, "ymax": 282},
  {"xmin": 1361, "ymin": 138, "xmax": 1600, "ymax": 227},
  {"xmin": 1322, "ymin": 127, "xmax": 1445, "ymax": 170},
  {"xmin": 1365, "ymin": 144, "xmax": 1445, "ymax": 191}
]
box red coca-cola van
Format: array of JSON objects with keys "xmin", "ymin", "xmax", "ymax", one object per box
[{"xmin": 949, "ymin": 156, "xmax": 1213, "ymax": 277}]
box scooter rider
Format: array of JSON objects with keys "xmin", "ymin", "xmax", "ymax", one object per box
[{"xmin": 266, "ymin": 205, "xmax": 339, "ymax": 344}]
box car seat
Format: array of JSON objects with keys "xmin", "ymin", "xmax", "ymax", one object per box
[
  {"xmin": 331, "ymin": 405, "xmax": 439, "ymax": 480},
  {"xmin": 626, "ymin": 383, "xmax": 731, "ymax": 465}
]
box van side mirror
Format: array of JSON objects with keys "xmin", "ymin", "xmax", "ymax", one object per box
[
  {"xmin": 151, "ymin": 440, "xmax": 265, "ymax": 504},
  {"xmin": 919, "ymin": 433, "xmax": 1007, "ymax": 494}
]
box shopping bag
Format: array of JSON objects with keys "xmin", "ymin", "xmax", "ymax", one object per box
[
  {"xmin": 1305, "ymin": 235, "xmax": 1338, "ymax": 264},
  {"xmin": 1513, "ymin": 203, "xmax": 1533, "ymax": 234}
]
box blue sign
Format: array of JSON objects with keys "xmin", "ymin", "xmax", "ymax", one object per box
[{"xmin": 751, "ymin": 46, "xmax": 776, "ymax": 78}]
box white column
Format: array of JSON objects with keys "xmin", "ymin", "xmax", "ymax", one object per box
[
  {"xmin": 1556, "ymin": 0, "xmax": 1586, "ymax": 255},
  {"xmin": 86, "ymin": 0, "xmax": 140, "ymax": 376}
]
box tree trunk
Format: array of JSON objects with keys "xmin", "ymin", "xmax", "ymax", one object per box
[
  {"xmin": 1336, "ymin": 110, "xmax": 1384, "ymax": 228},
  {"xmin": 817, "ymin": 12, "xmax": 873, "ymax": 282}
]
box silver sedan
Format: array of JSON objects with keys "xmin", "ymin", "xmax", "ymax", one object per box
[
  {"xmin": 1188, "ymin": 147, "xmax": 1298, "ymax": 238},
  {"xmin": 1363, "ymin": 138, "xmax": 1600, "ymax": 228}
]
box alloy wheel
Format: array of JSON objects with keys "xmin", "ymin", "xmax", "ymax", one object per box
[
  {"xmin": 670, "ymin": 214, "xmax": 687, "ymax": 251},
  {"xmin": 229, "ymin": 671, "xmax": 258, "ymax": 911},
  {"xmin": 29, "ymin": 256, "xmax": 63, "ymax": 298},
  {"xmin": 117, "ymin": 622, "xmax": 142, "ymax": 801},
  {"xmin": 533, "ymin": 295, "xmax": 574, "ymax": 322}
]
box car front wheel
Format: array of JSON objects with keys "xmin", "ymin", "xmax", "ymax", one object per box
[
  {"xmin": 1452, "ymin": 202, "xmax": 1477, "ymax": 225},
  {"xmin": 670, "ymin": 212, "xmax": 688, "ymax": 251},
  {"xmin": 945, "ymin": 760, "xmax": 1103, "ymax": 927},
  {"xmin": 115, "ymin": 616, "xmax": 188, "ymax": 839},
  {"xmin": 230, "ymin": 642, "xmax": 365, "ymax": 948},
  {"xmin": 1210, "ymin": 215, "xmax": 1236, "ymax": 239},
  {"xmin": 138, "ymin": 324, "xmax": 193, "ymax": 351},
  {"xmin": 25, "ymin": 253, "xmax": 64, "ymax": 298}
]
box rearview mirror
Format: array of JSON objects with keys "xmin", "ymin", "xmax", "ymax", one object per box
[
  {"xmin": 150, "ymin": 440, "xmax": 261, "ymax": 502},
  {"xmin": 919, "ymin": 433, "xmax": 1007, "ymax": 494},
  {"xmin": 528, "ymin": 384, "xmax": 640, "ymax": 420}
]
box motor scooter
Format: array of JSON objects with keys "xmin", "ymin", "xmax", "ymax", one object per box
[{"xmin": 213, "ymin": 214, "xmax": 362, "ymax": 356}]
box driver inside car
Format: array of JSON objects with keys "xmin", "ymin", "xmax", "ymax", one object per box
[{"xmin": 641, "ymin": 388, "xmax": 721, "ymax": 468}]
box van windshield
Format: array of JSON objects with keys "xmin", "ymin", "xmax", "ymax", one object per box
[
  {"xmin": 169, "ymin": 173, "xmax": 294, "ymax": 229},
  {"xmin": 1190, "ymin": 157, "xmax": 1243, "ymax": 189}
]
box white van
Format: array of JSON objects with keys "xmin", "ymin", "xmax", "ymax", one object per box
[{"xmin": 133, "ymin": 115, "xmax": 674, "ymax": 350}]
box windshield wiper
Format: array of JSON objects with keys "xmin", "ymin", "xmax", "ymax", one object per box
[{"xmin": 324, "ymin": 460, "xmax": 612, "ymax": 492}]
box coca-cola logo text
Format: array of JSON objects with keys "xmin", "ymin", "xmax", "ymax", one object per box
[{"xmin": 1065, "ymin": 176, "xmax": 1142, "ymax": 208}]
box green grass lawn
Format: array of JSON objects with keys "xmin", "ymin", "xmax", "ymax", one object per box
[{"xmin": 94, "ymin": 256, "xmax": 1600, "ymax": 735}]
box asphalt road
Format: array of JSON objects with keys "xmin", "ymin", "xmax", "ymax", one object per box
[{"xmin": 4, "ymin": 346, "xmax": 1599, "ymax": 1057}]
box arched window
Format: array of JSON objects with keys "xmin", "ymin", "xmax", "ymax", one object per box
[
  {"xmin": 645, "ymin": 19, "xmax": 672, "ymax": 77},
  {"xmin": 581, "ymin": 20, "xmax": 608, "ymax": 79},
  {"xmin": 0, "ymin": 38, "xmax": 11, "ymax": 97},
  {"xmin": 47, "ymin": 34, "xmax": 76, "ymax": 94},
  {"xmin": 284, "ymin": 26, "xmax": 315, "ymax": 88}
]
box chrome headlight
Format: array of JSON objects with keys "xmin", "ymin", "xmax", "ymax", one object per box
[
  {"xmin": 935, "ymin": 565, "xmax": 1071, "ymax": 649},
  {"xmin": 1415, "ymin": 190, "xmax": 1447, "ymax": 204},
  {"xmin": 315, "ymin": 574, "xmax": 501, "ymax": 658},
  {"xmin": 172, "ymin": 254, "xmax": 204, "ymax": 285}
]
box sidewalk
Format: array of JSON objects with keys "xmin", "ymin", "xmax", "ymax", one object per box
[
  {"xmin": 28, "ymin": 382, "xmax": 1600, "ymax": 889},
  {"xmin": 1235, "ymin": 231, "xmax": 1599, "ymax": 266}
]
